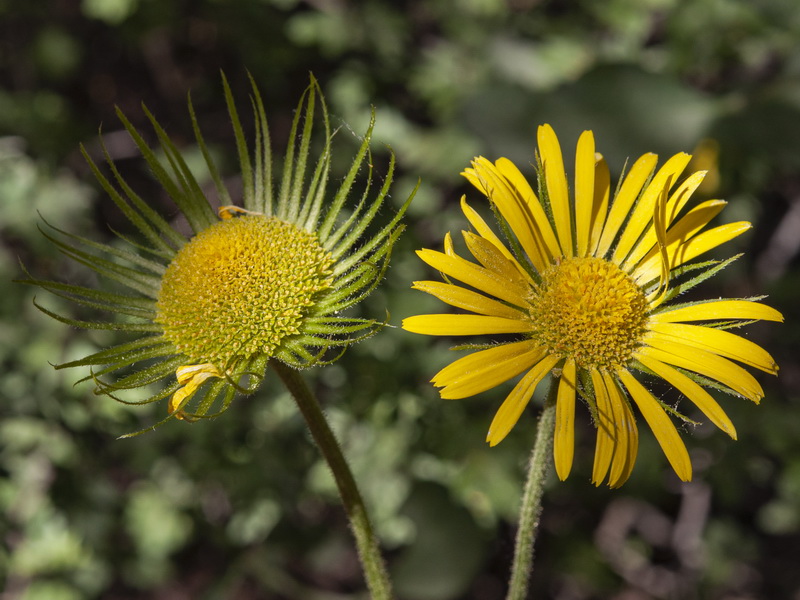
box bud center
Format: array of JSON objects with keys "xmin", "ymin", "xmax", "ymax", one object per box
[
  {"xmin": 528, "ymin": 256, "xmax": 648, "ymax": 369},
  {"xmin": 156, "ymin": 215, "xmax": 333, "ymax": 367}
]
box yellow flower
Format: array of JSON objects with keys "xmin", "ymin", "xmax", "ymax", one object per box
[
  {"xmin": 23, "ymin": 76, "xmax": 410, "ymax": 432},
  {"xmin": 403, "ymin": 124, "xmax": 782, "ymax": 487}
]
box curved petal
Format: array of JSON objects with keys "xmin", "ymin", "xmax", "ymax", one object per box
[
  {"xmin": 554, "ymin": 358, "xmax": 577, "ymax": 481},
  {"xmin": 591, "ymin": 369, "xmax": 614, "ymax": 485},
  {"xmin": 463, "ymin": 231, "xmax": 532, "ymax": 288},
  {"xmin": 617, "ymin": 368, "xmax": 692, "ymax": 482},
  {"xmin": 433, "ymin": 341, "xmax": 546, "ymax": 399},
  {"xmin": 635, "ymin": 353, "xmax": 737, "ymax": 439},
  {"xmin": 486, "ymin": 354, "xmax": 561, "ymax": 446},
  {"xmin": 588, "ymin": 154, "xmax": 611, "ymax": 256},
  {"xmin": 402, "ymin": 314, "xmax": 533, "ymax": 336},
  {"xmin": 605, "ymin": 373, "xmax": 639, "ymax": 488}
]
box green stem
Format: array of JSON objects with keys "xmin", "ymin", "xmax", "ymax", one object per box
[
  {"xmin": 506, "ymin": 383, "xmax": 557, "ymax": 600},
  {"xmin": 271, "ymin": 359, "xmax": 393, "ymax": 600}
]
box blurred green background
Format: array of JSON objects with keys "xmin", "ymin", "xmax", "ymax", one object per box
[{"xmin": 2, "ymin": 1, "xmax": 799, "ymax": 598}]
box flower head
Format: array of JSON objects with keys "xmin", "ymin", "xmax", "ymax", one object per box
[
  {"xmin": 403, "ymin": 124, "xmax": 781, "ymax": 487},
  {"xmin": 23, "ymin": 75, "xmax": 411, "ymax": 432}
]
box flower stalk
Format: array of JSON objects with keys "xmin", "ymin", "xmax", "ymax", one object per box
[
  {"xmin": 507, "ymin": 383, "xmax": 556, "ymax": 600},
  {"xmin": 271, "ymin": 359, "xmax": 393, "ymax": 600}
]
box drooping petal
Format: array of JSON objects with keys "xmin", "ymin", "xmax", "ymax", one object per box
[
  {"xmin": 635, "ymin": 353, "xmax": 737, "ymax": 439},
  {"xmin": 463, "ymin": 231, "xmax": 533, "ymax": 289},
  {"xmin": 487, "ymin": 354, "xmax": 561, "ymax": 446},
  {"xmin": 402, "ymin": 314, "xmax": 533, "ymax": 336},
  {"xmin": 538, "ymin": 124, "xmax": 573, "ymax": 257},
  {"xmin": 591, "ymin": 369, "xmax": 615, "ymax": 485},
  {"xmin": 605, "ymin": 373, "xmax": 639, "ymax": 488},
  {"xmin": 460, "ymin": 197, "xmax": 517, "ymax": 263},
  {"xmin": 617, "ymin": 368, "xmax": 692, "ymax": 482},
  {"xmin": 554, "ymin": 359, "xmax": 577, "ymax": 481},
  {"xmin": 433, "ymin": 341, "xmax": 547, "ymax": 399}
]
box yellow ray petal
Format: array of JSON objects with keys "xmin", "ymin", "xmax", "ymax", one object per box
[
  {"xmin": 604, "ymin": 373, "xmax": 639, "ymax": 488},
  {"xmin": 433, "ymin": 341, "xmax": 547, "ymax": 399},
  {"xmin": 411, "ymin": 281, "xmax": 526, "ymax": 319},
  {"xmin": 617, "ymin": 368, "xmax": 692, "ymax": 482},
  {"xmin": 634, "ymin": 221, "xmax": 752, "ymax": 287},
  {"xmin": 595, "ymin": 153, "xmax": 658, "ymax": 257},
  {"xmin": 650, "ymin": 300, "xmax": 784, "ymax": 324},
  {"xmin": 588, "ymin": 154, "xmax": 611, "ymax": 255},
  {"xmin": 486, "ymin": 354, "xmax": 561, "ymax": 446},
  {"xmin": 590, "ymin": 369, "xmax": 615, "ymax": 485},
  {"xmin": 460, "ymin": 197, "xmax": 515, "ymax": 263},
  {"xmin": 402, "ymin": 314, "xmax": 532, "ymax": 336},
  {"xmin": 463, "ymin": 231, "xmax": 532, "ymax": 289},
  {"xmin": 170, "ymin": 363, "xmax": 222, "ymax": 420},
  {"xmin": 465, "ymin": 158, "xmax": 554, "ymax": 271},
  {"xmin": 574, "ymin": 131, "xmax": 596, "ymax": 257},
  {"xmin": 638, "ymin": 338, "xmax": 764, "ymax": 402},
  {"xmin": 622, "ymin": 173, "xmax": 712, "ymax": 271},
  {"xmin": 613, "ymin": 153, "xmax": 691, "ymax": 265},
  {"xmin": 635, "ymin": 353, "xmax": 737, "ymax": 439},
  {"xmin": 416, "ymin": 248, "xmax": 529, "ymax": 306},
  {"xmin": 494, "ymin": 157, "xmax": 563, "ymax": 264},
  {"xmin": 649, "ymin": 322, "xmax": 779, "ymax": 374},
  {"xmin": 554, "ymin": 359, "xmax": 577, "ymax": 481},
  {"xmin": 538, "ymin": 124, "xmax": 573, "ymax": 257}
]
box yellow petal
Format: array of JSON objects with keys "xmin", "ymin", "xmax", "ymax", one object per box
[
  {"xmin": 613, "ymin": 152, "xmax": 691, "ymax": 265},
  {"xmin": 591, "ymin": 369, "xmax": 614, "ymax": 485},
  {"xmin": 650, "ymin": 300, "xmax": 784, "ymax": 324},
  {"xmin": 574, "ymin": 131, "xmax": 596, "ymax": 257},
  {"xmin": 463, "ymin": 231, "xmax": 532, "ymax": 289},
  {"xmin": 538, "ymin": 124, "xmax": 573, "ymax": 257},
  {"xmin": 402, "ymin": 314, "xmax": 532, "ymax": 336},
  {"xmin": 604, "ymin": 373, "xmax": 638, "ymax": 488},
  {"xmin": 411, "ymin": 281, "xmax": 526, "ymax": 319},
  {"xmin": 433, "ymin": 341, "xmax": 547, "ymax": 399},
  {"xmin": 169, "ymin": 364, "xmax": 222, "ymax": 420},
  {"xmin": 486, "ymin": 354, "xmax": 560, "ymax": 446},
  {"xmin": 460, "ymin": 197, "xmax": 516, "ymax": 263},
  {"xmin": 638, "ymin": 338, "xmax": 763, "ymax": 402},
  {"xmin": 617, "ymin": 368, "xmax": 692, "ymax": 482},
  {"xmin": 596, "ymin": 153, "xmax": 658, "ymax": 257},
  {"xmin": 588, "ymin": 154, "xmax": 611, "ymax": 256},
  {"xmin": 635, "ymin": 353, "xmax": 737, "ymax": 439},
  {"xmin": 495, "ymin": 157, "xmax": 563, "ymax": 264},
  {"xmin": 554, "ymin": 359, "xmax": 577, "ymax": 480},
  {"xmin": 415, "ymin": 248, "xmax": 529, "ymax": 306},
  {"xmin": 649, "ymin": 322, "xmax": 779, "ymax": 374}
]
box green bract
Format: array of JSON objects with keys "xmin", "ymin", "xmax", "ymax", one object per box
[{"xmin": 21, "ymin": 75, "xmax": 413, "ymax": 433}]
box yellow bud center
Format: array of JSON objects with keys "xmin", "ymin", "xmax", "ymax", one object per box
[
  {"xmin": 528, "ymin": 256, "xmax": 648, "ymax": 369},
  {"xmin": 155, "ymin": 215, "xmax": 334, "ymax": 367}
]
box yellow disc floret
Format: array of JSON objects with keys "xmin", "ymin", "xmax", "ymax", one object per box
[
  {"xmin": 156, "ymin": 215, "xmax": 334, "ymax": 368},
  {"xmin": 528, "ymin": 256, "xmax": 648, "ymax": 369}
]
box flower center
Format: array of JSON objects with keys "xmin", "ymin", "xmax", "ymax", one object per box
[
  {"xmin": 527, "ymin": 256, "xmax": 648, "ymax": 369},
  {"xmin": 156, "ymin": 215, "xmax": 334, "ymax": 367}
]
